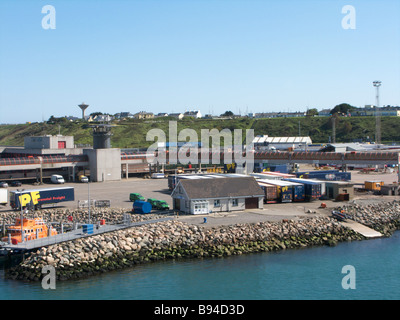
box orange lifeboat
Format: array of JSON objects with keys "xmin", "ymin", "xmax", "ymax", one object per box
[{"xmin": 2, "ymin": 218, "xmax": 57, "ymax": 244}]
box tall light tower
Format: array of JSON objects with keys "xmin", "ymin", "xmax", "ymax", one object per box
[{"xmin": 373, "ymin": 81, "xmax": 382, "ymax": 146}]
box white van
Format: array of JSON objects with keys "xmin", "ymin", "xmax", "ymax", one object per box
[
  {"xmin": 51, "ymin": 175, "xmax": 65, "ymax": 184},
  {"xmin": 151, "ymin": 173, "xmax": 165, "ymax": 179}
]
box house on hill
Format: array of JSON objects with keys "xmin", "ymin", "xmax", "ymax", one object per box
[
  {"xmin": 134, "ymin": 111, "xmax": 154, "ymax": 119},
  {"xmin": 171, "ymin": 176, "xmax": 264, "ymax": 214},
  {"xmin": 169, "ymin": 113, "xmax": 184, "ymax": 120},
  {"xmin": 184, "ymin": 110, "xmax": 202, "ymax": 118}
]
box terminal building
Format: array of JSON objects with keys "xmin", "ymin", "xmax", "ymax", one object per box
[{"xmin": 0, "ymin": 125, "xmax": 151, "ymax": 183}]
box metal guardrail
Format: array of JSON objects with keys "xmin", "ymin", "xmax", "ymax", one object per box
[
  {"xmin": 0, "ymin": 155, "xmax": 89, "ymax": 166},
  {"xmin": 1, "ymin": 217, "xmax": 173, "ymax": 251},
  {"xmin": 95, "ymin": 200, "xmax": 111, "ymax": 208},
  {"xmin": 78, "ymin": 200, "xmax": 111, "ymax": 208}
]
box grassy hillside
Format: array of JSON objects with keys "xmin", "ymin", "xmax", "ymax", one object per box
[{"xmin": 1, "ymin": 116, "xmax": 400, "ymax": 149}]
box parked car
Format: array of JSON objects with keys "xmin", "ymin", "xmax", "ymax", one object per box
[
  {"xmin": 10, "ymin": 181, "xmax": 22, "ymax": 187},
  {"xmin": 79, "ymin": 175, "xmax": 89, "ymax": 183},
  {"xmin": 0, "ymin": 182, "xmax": 8, "ymax": 188},
  {"xmin": 147, "ymin": 198, "xmax": 170, "ymax": 210},
  {"xmin": 129, "ymin": 193, "xmax": 145, "ymax": 202}
]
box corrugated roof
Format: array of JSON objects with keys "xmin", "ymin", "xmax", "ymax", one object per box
[
  {"xmin": 253, "ymin": 136, "xmax": 312, "ymax": 144},
  {"xmin": 176, "ymin": 176, "xmax": 264, "ymax": 199}
]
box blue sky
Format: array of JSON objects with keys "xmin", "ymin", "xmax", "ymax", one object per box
[{"xmin": 0, "ymin": 0, "xmax": 399, "ymax": 123}]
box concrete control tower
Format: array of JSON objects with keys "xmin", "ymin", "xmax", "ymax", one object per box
[
  {"xmin": 90, "ymin": 124, "xmax": 113, "ymax": 149},
  {"xmin": 83, "ymin": 123, "xmax": 121, "ymax": 182}
]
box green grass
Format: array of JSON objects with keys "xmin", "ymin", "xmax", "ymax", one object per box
[{"xmin": 1, "ymin": 116, "xmax": 399, "ymax": 149}]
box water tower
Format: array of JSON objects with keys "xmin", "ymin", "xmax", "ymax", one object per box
[{"xmin": 78, "ymin": 102, "xmax": 89, "ymax": 120}]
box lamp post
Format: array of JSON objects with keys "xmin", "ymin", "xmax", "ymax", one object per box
[
  {"xmin": 373, "ymin": 80, "xmax": 382, "ymax": 146},
  {"xmin": 17, "ymin": 189, "xmax": 24, "ymax": 243},
  {"xmin": 88, "ymin": 179, "xmax": 91, "ymax": 224}
]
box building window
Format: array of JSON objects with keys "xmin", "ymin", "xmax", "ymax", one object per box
[
  {"xmin": 214, "ymin": 200, "xmax": 220, "ymax": 207},
  {"xmin": 232, "ymin": 198, "xmax": 238, "ymax": 206}
]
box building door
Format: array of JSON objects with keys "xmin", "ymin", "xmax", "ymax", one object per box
[
  {"xmin": 58, "ymin": 141, "xmax": 66, "ymax": 149},
  {"xmin": 174, "ymin": 198, "xmax": 181, "ymax": 210},
  {"xmin": 245, "ymin": 197, "xmax": 258, "ymax": 209}
]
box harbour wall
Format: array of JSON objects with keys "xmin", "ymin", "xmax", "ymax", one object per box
[{"xmin": 5, "ymin": 201, "xmax": 400, "ymax": 281}]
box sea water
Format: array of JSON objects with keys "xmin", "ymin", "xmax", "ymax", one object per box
[{"xmin": 1, "ymin": 231, "xmax": 399, "ymax": 300}]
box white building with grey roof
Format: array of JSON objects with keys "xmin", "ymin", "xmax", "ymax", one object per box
[{"xmin": 171, "ymin": 175, "xmax": 264, "ymax": 214}]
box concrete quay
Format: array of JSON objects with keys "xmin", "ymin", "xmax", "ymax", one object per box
[
  {"xmin": 1, "ymin": 217, "xmax": 172, "ymax": 251},
  {"xmin": 339, "ymin": 220, "xmax": 382, "ymax": 238}
]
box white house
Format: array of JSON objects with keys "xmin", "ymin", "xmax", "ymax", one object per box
[
  {"xmin": 171, "ymin": 176, "xmax": 264, "ymax": 214},
  {"xmin": 184, "ymin": 110, "xmax": 202, "ymax": 118},
  {"xmin": 169, "ymin": 113, "xmax": 184, "ymax": 120}
]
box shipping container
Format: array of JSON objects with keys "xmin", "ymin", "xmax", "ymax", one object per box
[
  {"xmin": 258, "ymin": 182, "xmax": 278, "ymax": 203},
  {"xmin": 284, "ymin": 181, "xmax": 305, "ymax": 202},
  {"xmin": 250, "ymin": 173, "xmax": 282, "ymax": 180},
  {"xmin": 296, "ymin": 170, "xmax": 351, "ymax": 181},
  {"xmin": 10, "ymin": 187, "xmax": 75, "ymax": 210},
  {"xmin": 261, "ymin": 164, "xmax": 289, "ymax": 173},
  {"xmin": 309, "ymin": 179, "xmax": 327, "ymax": 198},
  {"xmin": 285, "ymin": 178, "xmax": 322, "ymax": 201},
  {"xmin": 257, "ymin": 179, "xmax": 292, "ymax": 202},
  {"xmin": 259, "ymin": 171, "xmax": 296, "ymax": 179},
  {"xmin": 250, "ymin": 172, "xmax": 296, "ymax": 180}
]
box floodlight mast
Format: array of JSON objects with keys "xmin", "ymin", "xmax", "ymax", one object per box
[{"xmin": 373, "ymin": 81, "xmax": 382, "ymax": 146}]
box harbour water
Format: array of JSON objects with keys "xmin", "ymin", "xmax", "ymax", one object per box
[{"xmin": 1, "ymin": 231, "xmax": 399, "ymax": 300}]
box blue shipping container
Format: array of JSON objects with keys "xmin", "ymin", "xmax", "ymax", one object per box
[
  {"xmin": 296, "ymin": 171, "xmax": 351, "ymax": 181},
  {"xmin": 263, "ymin": 164, "xmax": 289, "ymax": 174},
  {"xmin": 285, "ymin": 178, "xmax": 322, "ymax": 201},
  {"xmin": 133, "ymin": 201, "xmax": 152, "ymax": 214},
  {"xmin": 288, "ymin": 183, "xmax": 305, "ymax": 202}
]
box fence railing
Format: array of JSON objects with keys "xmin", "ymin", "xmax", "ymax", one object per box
[{"xmin": 77, "ymin": 200, "xmax": 111, "ymax": 208}]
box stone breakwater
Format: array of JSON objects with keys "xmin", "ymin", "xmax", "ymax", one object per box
[
  {"xmin": 0, "ymin": 207, "xmax": 165, "ymax": 226},
  {"xmin": 6, "ymin": 216, "xmax": 362, "ymax": 281},
  {"xmin": 5, "ymin": 200, "xmax": 400, "ymax": 282},
  {"xmin": 337, "ymin": 200, "xmax": 400, "ymax": 236}
]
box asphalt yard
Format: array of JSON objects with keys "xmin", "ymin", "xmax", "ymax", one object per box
[{"xmin": 1, "ymin": 170, "xmax": 399, "ymax": 228}]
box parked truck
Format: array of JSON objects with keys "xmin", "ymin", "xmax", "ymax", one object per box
[
  {"xmin": 10, "ymin": 187, "xmax": 75, "ymax": 210},
  {"xmin": 364, "ymin": 180, "xmax": 384, "ymax": 191}
]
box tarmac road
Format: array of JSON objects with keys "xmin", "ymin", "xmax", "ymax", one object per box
[{"xmin": 1, "ymin": 178, "xmax": 172, "ymax": 211}]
